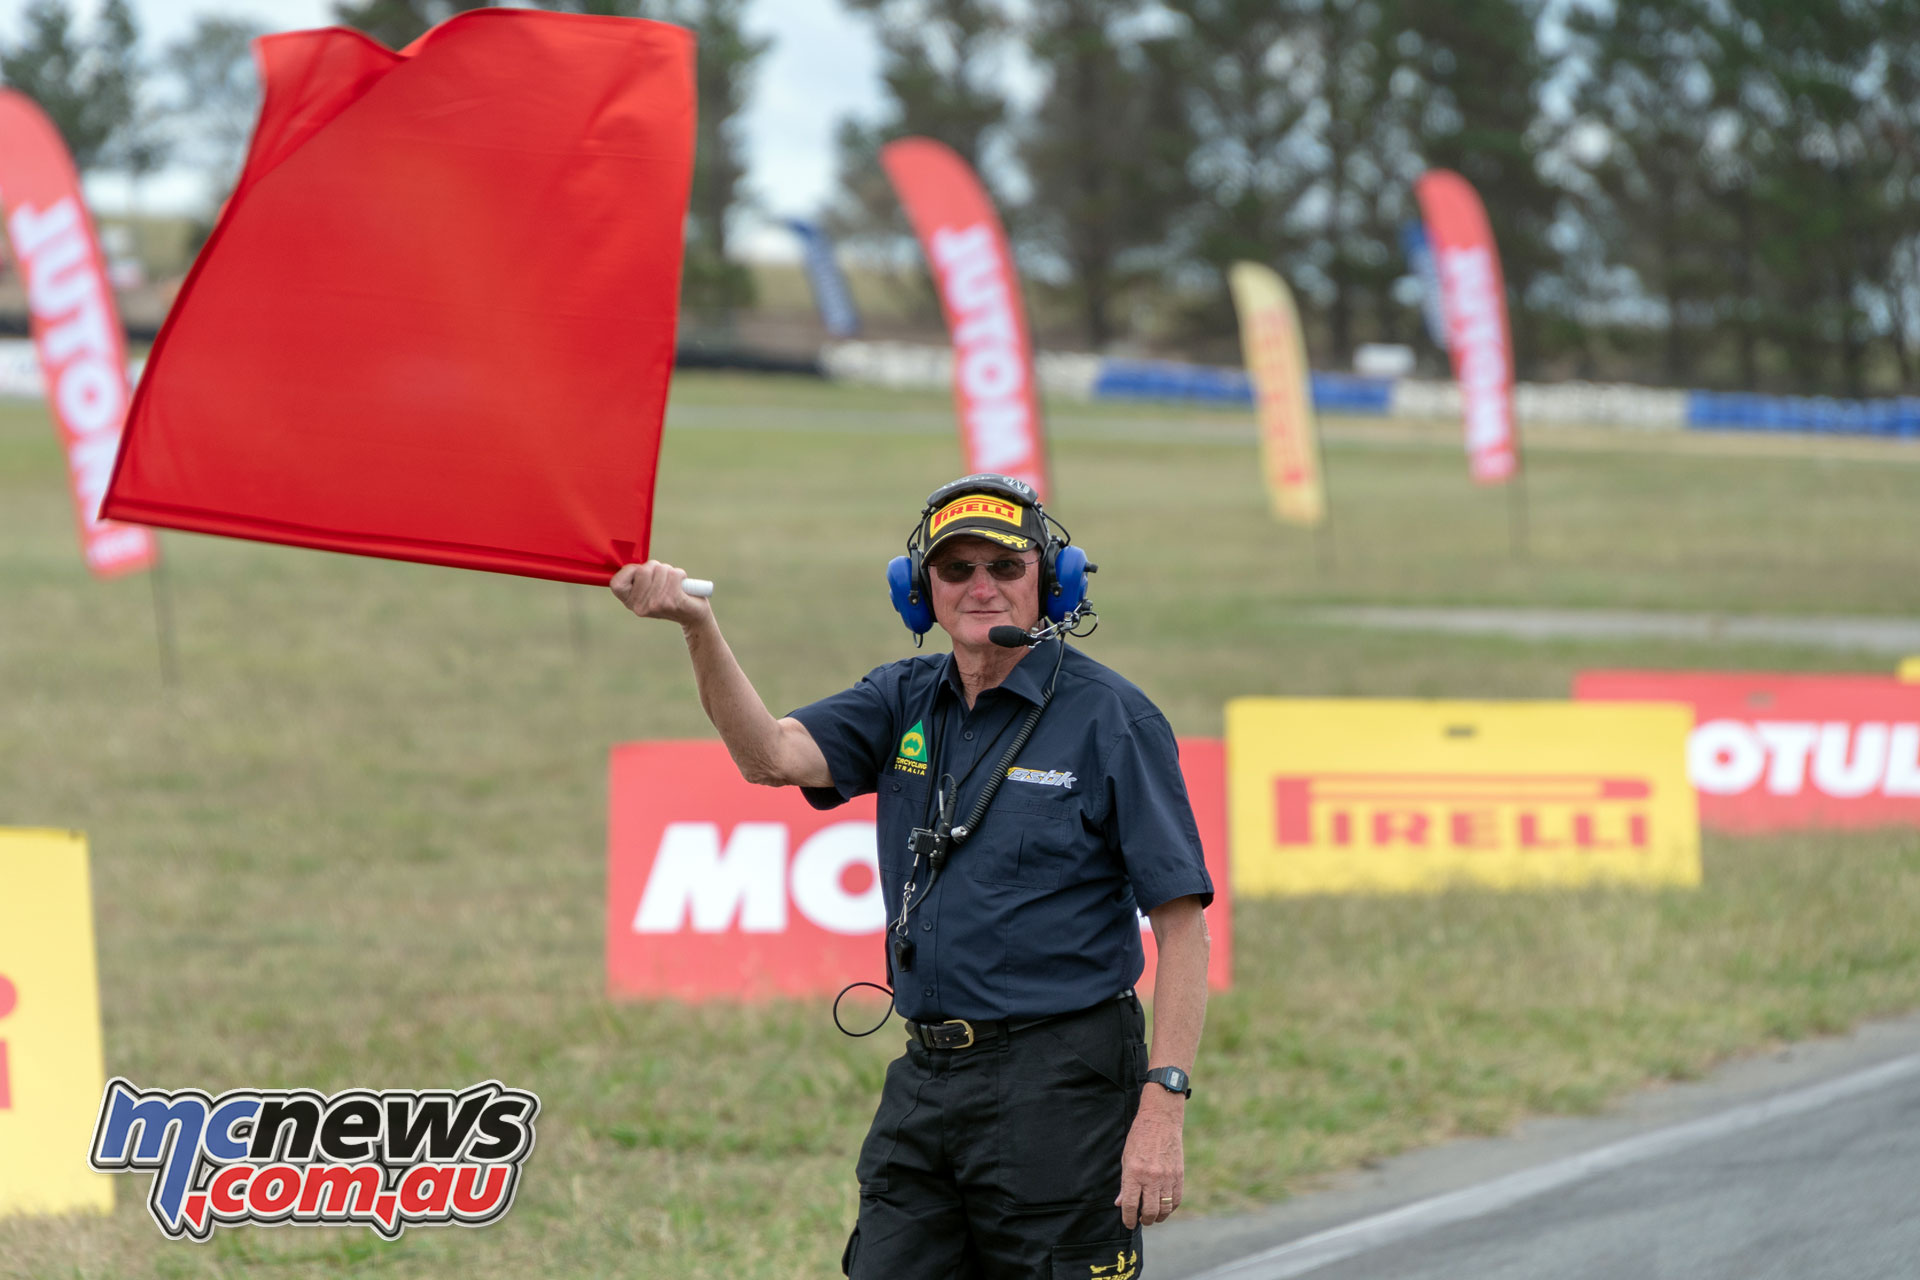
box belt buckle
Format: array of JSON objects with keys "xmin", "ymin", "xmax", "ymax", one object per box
[{"xmin": 932, "ymin": 1019, "xmax": 975, "ymax": 1049}]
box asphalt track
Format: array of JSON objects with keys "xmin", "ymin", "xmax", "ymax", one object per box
[
  {"xmin": 1146, "ymin": 1011, "xmax": 1920, "ymax": 1280},
  {"xmin": 1309, "ymin": 605, "xmax": 1920, "ymax": 655}
]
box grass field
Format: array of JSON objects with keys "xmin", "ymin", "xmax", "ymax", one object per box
[{"xmin": 5, "ymin": 375, "xmax": 1920, "ymax": 1278}]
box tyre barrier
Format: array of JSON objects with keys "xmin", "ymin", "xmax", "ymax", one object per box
[
  {"xmin": 822, "ymin": 341, "xmax": 1918, "ymax": 440},
  {"xmin": 1688, "ymin": 391, "xmax": 1920, "ymax": 437}
]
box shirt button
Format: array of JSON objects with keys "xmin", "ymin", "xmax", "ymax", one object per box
[
  {"xmin": 963, "ymin": 730, "xmax": 975, "ymax": 741},
  {"xmin": 921, "ymin": 921, "xmax": 932, "ymax": 932},
  {"xmin": 891, "ymin": 782, "xmax": 901, "ymax": 793},
  {"xmin": 922, "ymin": 987, "xmax": 934, "ymax": 997}
]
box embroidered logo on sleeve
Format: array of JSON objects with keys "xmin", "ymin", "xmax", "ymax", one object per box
[
  {"xmin": 894, "ymin": 722, "xmax": 929, "ymax": 776},
  {"xmin": 1007, "ymin": 766, "xmax": 1076, "ymax": 789}
]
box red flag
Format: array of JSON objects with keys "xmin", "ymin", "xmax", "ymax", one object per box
[
  {"xmin": 1414, "ymin": 170, "xmax": 1519, "ymax": 485},
  {"xmin": 102, "ymin": 11, "xmax": 694, "ymax": 584},
  {"xmin": 0, "ymin": 90, "xmax": 156, "ymax": 578},
  {"xmin": 880, "ymin": 138, "xmax": 1049, "ymax": 500}
]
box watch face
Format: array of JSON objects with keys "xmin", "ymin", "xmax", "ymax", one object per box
[{"xmin": 1166, "ymin": 1068, "xmax": 1188, "ymax": 1090}]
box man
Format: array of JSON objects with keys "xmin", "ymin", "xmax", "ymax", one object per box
[{"xmin": 611, "ymin": 473, "xmax": 1211, "ymax": 1279}]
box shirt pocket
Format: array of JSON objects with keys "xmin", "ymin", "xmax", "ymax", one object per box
[
  {"xmin": 883, "ymin": 769, "xmax": 931, "ymax": 807},
  {"xmin": 881, "ymin": 771, "xmax": 933, "ymax": 880},
  {"xmin": 965, "ymin": 794, "xmax": 1081, "ymax": 888}
]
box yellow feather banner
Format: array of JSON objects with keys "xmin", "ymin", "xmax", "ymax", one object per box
[{"xmin": 1229, "ymin": 261, "xmax": 1326, "ymax": 527}]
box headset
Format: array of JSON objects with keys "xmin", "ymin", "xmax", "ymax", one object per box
[{"xmin": 886, "ymin": 473, "xmax": 1094, "ymax": 643}]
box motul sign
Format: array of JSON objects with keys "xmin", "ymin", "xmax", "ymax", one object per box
[
  {"xmin": 632, "ymin": 820, "xmax": 882, "ymax": 938},
  {"xmin": 1576, "ymin": 671, "xmax": 1920, "ymax": 832},
  {"xmin": 607, "ymin": 740, "xmax": 1231, "ymax": 1001}
]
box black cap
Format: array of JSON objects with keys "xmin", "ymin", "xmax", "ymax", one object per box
[{"xmin": 923, "ymin": 476, "xmax": 1047, "ymax": 556}]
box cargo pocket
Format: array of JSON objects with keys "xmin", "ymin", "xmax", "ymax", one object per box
[
  {"xmin": 855, "ymin": 1049, "xmax": 935, "ymax": 1197},
  {"xmin": 840, "ymin": 1225, "xmax": 860, "ymax": 1277},
  {"xmin": 1049, "ymin": 1233, "xmax": 1142, "ymax": 1280},
  {"xmin": 1003, "ymin": 1028, "xmax": 1136, "ymax": 1205}
]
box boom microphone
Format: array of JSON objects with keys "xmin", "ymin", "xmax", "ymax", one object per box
[{"xmin": 989, "ymin": 625, "xmax": 1037, "ymax": 649}]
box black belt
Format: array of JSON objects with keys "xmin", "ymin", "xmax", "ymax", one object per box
[{"xmin": 904, "ymin": 991, "xmax": 1134, "ymax": 1052}]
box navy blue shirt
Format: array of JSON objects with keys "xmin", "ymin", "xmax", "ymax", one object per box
[{"xmin": 789, "ymin": 638, "xmax": 1213, "ymax": 1022}]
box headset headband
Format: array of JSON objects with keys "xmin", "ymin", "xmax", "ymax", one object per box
[
  {"xmin": 922, "ymin": 473, "xmax": 1041, "ymax": 514},
  {"xmin": 910, "ymin": 473, "xmax": 1061, "ymax": 560}
]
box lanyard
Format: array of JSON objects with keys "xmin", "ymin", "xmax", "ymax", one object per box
[
  {"xmin": 919, "ymin": 690, "xmax": 1021, "ymax": 833},
  {"xmin": 893, "ymin": 641, "xmax": 1066, "ymax": 944}
]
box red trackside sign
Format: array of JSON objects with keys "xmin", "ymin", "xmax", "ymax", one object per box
[
  {"xmin": 606, "ymin": 739, "xmax": 1231, "ymax": 1001},
  {"xmin": 1574, "ymin": 671, "xmax": 1920, "ymax": 832}
]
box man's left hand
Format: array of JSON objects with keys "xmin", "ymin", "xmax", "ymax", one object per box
[{"xmin": 1116, "ymin": 1090, "xmax": 1184, "ymax": 1228}]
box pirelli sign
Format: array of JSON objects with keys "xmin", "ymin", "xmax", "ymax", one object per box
[{"xmin": 1227, "ymin": 698, "xmax": 1699, "ymax": 895}]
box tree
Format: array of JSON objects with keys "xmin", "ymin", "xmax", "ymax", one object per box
[
  {"xmin": 0, "ymin": 0, "xmax": 142, "ymax": 171},
  {"xmin": 344, "ymin": 0, "xmax": 771, "ymax": 323},
  {"xmin": 537, "ymin": 0, "xmax": 770, "ymax": 322},
  {"xmin": 1309, "ymin": 0, "xmax": 1425, "ymax": 360},
  {"xmin": 823, "ymin": 1, "xmax": 1013, "ymax": 329},
  {"xmin": 1397, "ymin": 0, "xmax": 1563, "ymax": 378},
  {"xmin": 829, "ymin": 0, "xmax": 1013, "ymax": 243},
  {"xmin": 331, "ymin": 0, "xmax": 492, "ymax": 48},
  {"xmin": 1020, "ymin": 1, "xmax": 1198, "ymax": 348},
  {"xmin": 679, "ymin": 0, "xmax": 770, "ymax": 320},
  {"xmin": 1156, "ymin": 0, "xmax": 1316, "ymax": 350},
  {"xmin": 845, "ymin": 0, "xmax": 1011, "ymax": 175},
  {"xmin": 163, "ymin": 16, "xmax": 264, "ymax": 207},
  {"xmin": 1740, "ymin": 0, "xmax": 1920, "ymax": 395},
  {"xmin": 1564, "ymin": 0, "xmax": 1736, "ymax": 385}
]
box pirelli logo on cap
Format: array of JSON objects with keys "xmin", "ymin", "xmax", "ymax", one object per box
[{"xmin": 930, "ymin": 494, "xmax": 1022, "ymax": 534}]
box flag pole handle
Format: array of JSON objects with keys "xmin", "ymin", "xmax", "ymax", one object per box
[{"xmin": 682, "ymin": 578, "xmax": 714, "ymax": 598}]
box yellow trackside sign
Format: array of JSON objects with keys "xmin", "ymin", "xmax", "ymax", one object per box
[
  {"xmin": 1900, "ymin": 657, "xmax": 1920, "ymax": 683},
  {"xmin": 0, "ymin": 829, "xmax": 114, "ymax": 1218},
  {"xmin": 1229, "ymin": 261, "xmax": 1325, "ymax": 528},
  {"xmin": 1227, "ymin": 699, "xmax": 1699, "ymax": 896}
]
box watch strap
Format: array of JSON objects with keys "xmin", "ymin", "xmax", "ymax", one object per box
[{"xmin": 1143, "ymin": 1066, "xmax": 1192, "ymax": 1098}]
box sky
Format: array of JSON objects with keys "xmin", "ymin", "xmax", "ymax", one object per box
[{"xmin": 0, "ymin": 0, "xmax": 890, "ymax": 260}]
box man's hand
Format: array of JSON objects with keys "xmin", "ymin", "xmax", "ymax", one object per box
[
  {"xmin": 610, "ymin": 560, "xmax": 711, "ymax": 628},
  {"xmin": 1115, "ymin": 1091, "xmax": 1184, "ymax": 1228}
]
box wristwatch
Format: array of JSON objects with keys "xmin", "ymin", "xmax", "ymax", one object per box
[{"xmin": 1143, "ymin": 1066, "xmax": 1192, "ymax": 1099}]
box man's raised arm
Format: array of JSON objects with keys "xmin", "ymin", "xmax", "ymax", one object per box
[{"xmin": 611, "ymin": 560, "xmax": 832, "ymax": 789}]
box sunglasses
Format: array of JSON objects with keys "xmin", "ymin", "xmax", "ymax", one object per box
[{"xmin": 932, "ymin": 555, "xmax": 1036, "ymax": 584}]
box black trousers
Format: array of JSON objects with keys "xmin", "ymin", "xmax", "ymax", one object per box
[{"xmin": 842, "ymin": 993, "xmax": 1148, "ymax": 1280}]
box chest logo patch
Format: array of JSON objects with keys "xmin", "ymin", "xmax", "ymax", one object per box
[
  {"xmin": 894, "ymin": 721, "xmax": 929, "ymax": 775},
  {"xmin": 1007, "ymin": 766, "xmax": 1077, "ymax": 789}
]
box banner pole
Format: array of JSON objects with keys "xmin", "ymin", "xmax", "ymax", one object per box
[
  {"xmin": 567, "ymin": 586, "xmax": 588, "ymax": 660},
  {"xmin": 1507, "ymin": 467, "xmax": 1530, "ymax": 561},
  {"xmin": 148, "ymin": 542, "xmax": 177, "ymax": 689}
]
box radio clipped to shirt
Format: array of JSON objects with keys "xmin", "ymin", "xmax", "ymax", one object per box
[{"xmin": 892, "ymin": 643, "xmax": 1066, "ymax": 977}]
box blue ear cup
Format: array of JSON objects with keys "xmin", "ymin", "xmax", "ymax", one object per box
[
  {"xmin": 1046, "ymin": 544, "xmax": 1090, "ymax": 624},
  {"xmin": 888, "ymin": 554, "xmax": 934, "ymax": 636}
]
